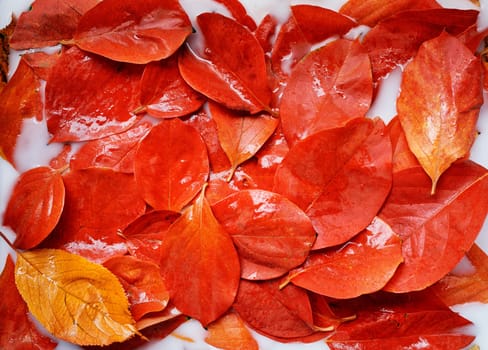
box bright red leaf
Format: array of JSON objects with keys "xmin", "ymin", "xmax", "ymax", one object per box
[
  {"xmin": 45, "ymin": 46, "xmax": 143, "ymax": 142},
  {"xmin": 274, "ymin": 118, "xmax": 392, "ymax": 249},
  {"xmin": 74, "ymin": 0, "xmax": 192, "ymax": 64},
  {"xmin": 134, "ymin": 119, "xmax": 209, "ymax": 212},
  {"xmin": 280, "ymin": 39, "xmax": 372, "ymax": 145},
  {"xmin": 22, "ymin": 51, "xmax": 59, "ymax": 81},
  {"xmin": 159, "ymin": 187, "xmax": 240, "ymax": 326},
  {"xmin": 386, "ymin": 116, "xmax": 420, "ymax": 173},
  {"xmin": 4, "ymin": 166, "xmax": 65, "ymax": 249},
  {"xmin": 205, "ymin": 311, "xmax": 259, "ymax": 350},
  {"xmin": 179, "ymin": 12, "xmax": 271, "ymax": 113},
  {"xmin": 380, "ymin": 161, "xmax": 488, "ymax": 293},
  {"xmin": 212, "ymin": 189, "xmax": 316, "ymax": 280}
]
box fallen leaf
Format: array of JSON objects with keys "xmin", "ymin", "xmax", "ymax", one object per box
[{"xmin": 205, "ymin": 312, "xmax": 259, "ymax": 350}]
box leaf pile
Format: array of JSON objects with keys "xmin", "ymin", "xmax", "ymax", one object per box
[{"xmin": 1, "ymin": 0, "xmax": 488, "ymax": 348}]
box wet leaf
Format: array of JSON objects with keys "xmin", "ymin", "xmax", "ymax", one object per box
[
  {"xmin": 205, "ymin": 312, "xmax": 259, "ymax": 350},
  {"xmin": 15, "ymin": 249, "xmax": 137, "ymax": 346},
  {"xmin": 397, "ymin": 31, "xmax": 483, "ymax": 193},
  {"xmin": 4, "ymin": 166, "xmax": 65, "ymax": 249}
]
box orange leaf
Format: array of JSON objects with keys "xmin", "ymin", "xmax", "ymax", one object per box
[
  {"xmin": 205, "ymin": 312, "xmax": 259, "ymax": 350},
  {"xmin": 159, "ymin": 187, "xmax": 240, "ymax": 326},
  {"xmin": 397, "ymin": 32, "xmax": 483, "ymax": 193},
  {"xmin": 210, "ymin": 102, "xmax": 278, "ymax": 180},
  {"xmin": 14, "ymin": 249, "xmax": 137, "ymax": 346},
  {"xmin": 4, "ymin": 166, "xmax": 65, "ymax": 249}
]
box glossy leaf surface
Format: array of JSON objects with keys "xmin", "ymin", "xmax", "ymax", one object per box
[
  {"xmin": 380, "ymin": 161, "xmax": 488, "ymax": 292},
  {"xmin": 15, "ymin": 249, "xmax": 137, "ymax": 346},
  {"xmin": 0, "ymin": 256, "xmax": 58, "ymax": 350},
  {"xmin": 210, "ymin": 102, "xmax": 278, "ymax": 179},
  {"xmin": 4, "ymin": 166, "xmax": 65, "ymax": 249},
  {"xmin": 159, "ymin": 188, "xmax": 240, "ymax": 326},
  {"xmin": 287, "ymin": 217, "xmax": 403, "ymax": 299},
  {"xmin": 280, "ymin": 39, "xmax": 372, "ymax": 145},
  {"xmin": 386, "ymin": 117, "xmax": 420, "ymax": 173},
  {"xmin": 103, "ymin": 256, "xmax": 169, "ymax": 321},
  {"xmin": 179, "ymin": 13, "xmax": 271, "ymax": 113},
  {"xmin": 212, "ymin": 189, "xmax": 316, "ymax": 280},
  {"xmin": 140, "ymin": 55, "xmax": 205, "ymax": 118},
  {"xmin": 205, "ymin": 312, "xmax": 259, "ymax": 350},
  {"xmin": 274, "ymin": 118, "xmax": 392, "ymax": 249},
  {"xmin": 45, "ymin": 46, "xmax": 142, "ymax": 142},
  {"xmin": 134, "ymin": 119, "xmax": 209, "ymax": 211},
  {"xmin": 74, "ymin": 0, "xmax": 192, "ymax": 64},
  {"xmin": 397, "ymin": 32, "xmax": 482, "ymax": 193}
]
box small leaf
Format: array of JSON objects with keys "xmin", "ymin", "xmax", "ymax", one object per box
[
  {"xmin": 14, "ymin": 249, "xmax": 137, "ymax": 346},
  {"xmin": 397, "ymin": 32, "xmax": 483, "ymax": 193},
  {"xmin": 4, "ymin": 166, "xmax": 65, "ymax": 249},
  {"xmin": 74, "ymin": 0, "xmax": 192, "ymax": 64},
  {"xmin": 205, "ymin": 312, "xmax": 259, "ymax": 350}
]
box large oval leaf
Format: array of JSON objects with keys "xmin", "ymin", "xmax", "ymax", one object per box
[
  {"xmin": 285, "ymin": 217, "xmax": 403, "ymax": 299},
  {"xmin": 379, "ymin": 161, "xmax": 488, "ymax": 292},
  {"xmin": 274, "ymin": 118, "xmax": 392, "ymax": 249},
  {"xmin": 159, "ymin": 188, "xmax": 240, "ymax": 326},
  {"xmin": 74, "ymin": 0, "xmax": 192, "ymax": 64},
  {"xmin": 45, "ymin": 46, "xmax": 143, "ymax": 142},
  {"xmin": 397, "ymin": 31, "xmax": 483, "ymax": 193},
  {"xmin": 15, "ymin": 249, "xmax": 137, "ymax": 346},
  {"xmin": 280, "ymin": 39, "xmax": 372, "ymax": 145},
  {"xmin": 4, "ymin": 166, "xmax": 65, "ymax": 249},
  {"xmin": 134, "ymin": 119, "xmax": 209, "ymax": 212},
  {"xmin": 178, "ymin": 12, "xmax": 271, "ymax": 113}
]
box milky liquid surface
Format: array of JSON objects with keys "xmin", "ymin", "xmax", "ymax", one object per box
[{"xmin": 1, "ymin": 0, "xmax": 488, "ymax": 349}]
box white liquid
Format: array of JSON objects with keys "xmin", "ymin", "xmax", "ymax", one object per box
[{"xmin": 1, "ymin": 1, "xmax": 488, "ymax": 349}]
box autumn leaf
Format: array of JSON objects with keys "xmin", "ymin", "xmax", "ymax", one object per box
[
  {"xmin": 74, "ymin": 0, "xmax": 192, "ymax": 64},
  {"xmin": 205, "ymin": 312, "xmax": 259, "ymax": 350},
  {"xmin": 280, "ymin": 39, "xmax": 372, "ymax": 145},
  {"xmin": 134, "ymin": 119, "xmax": 209, "ymax": 212},
  {"xmin": 1, "ymin": 17, "xmax": 15, "ymax": 86},
  {"xmin": 14, "ymin": 249, "xmax": 137, "ymax": 346},
  {"xmin": 22, "ymin": 50, "xmax": 59, "ymax": 80},
  {"xmin": 432, "ymin": 244, "xmax": 488, "ymax": 306},
  {"xmin": 4, "ymin": 166, "xmax": 65, "ymax": 249},
  {"xmin": 380, "ymin": 161, "xmax": 488, "ymax": 293},
  {"xmin": 212, "ymin": 189, "xmax": 316, "ymax": 280},
  {"xmin": 285, "ymin": 217, "xmax": 403, "ymax": 299},
  {"xmin": 45, "ymin": 46, "xmax": 143, "ymax": 143},
  {"xmin": 396, "ymin": 31, "xmax": 483, "ymax": 193},
  {"xmin": 274, "ymin": 118, "xmax": 392, "ymax": 249},
  {"xmin": 178, "ymin": 12, "xmax": 271, "ymax": 113},
  {"xmin": 386, "ymin": 116, "xmax": 420, "ymax": 173},
  {"xmin": 159, "ymin": 186, "xmax": 240, "ymax": 326},
  {"xmin": 0, "ymin": 256, "xmax": 58, "ymax": 349},
  {"xmin": 209, "ymin": 102, "xmax": 279, "ymax": 180},
  {"xmin": 10, "ymin": 0, "xmax": 100, "ymax": 49}
]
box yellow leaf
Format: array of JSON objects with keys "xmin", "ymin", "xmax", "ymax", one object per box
[{"xmin": 14, "ymin": 249, "xmax": 137, "ymax": 346}]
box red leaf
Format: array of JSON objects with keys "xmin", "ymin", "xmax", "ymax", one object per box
[
  {"xmin": 213, "ymin": 0, "xmax": 257, "ymax": 30},
  {"xmin": 339, "ymin": 0, "xmax": 440, "ymax": 26},
  {"xmin": 379, "ymin": 161, "xmax": 488, "ymax": 293},
  {"xmin": 159, "ymin": 187, "xmax": 240, "ymax": 326},
  {"xmin": 363, "ymin": 9, "xmax": 479, "ymax": 82},
  {"xmin": 205, "ymin": 312, "xmax": 259, "ymax": 350},
  {"xmin": 0, "ymin": 58, "xmax": 41, "ymax": 165},
  {"xmin": 45, "ymin": 46, "xmax": 143, "ymax": 142},
  {"xmin": 42, "ymin": 168, "xmax": 146, "ymax": 262},
  {"xmin": 233, "ymin": 279, "xmax": 314, "ymax": 339},
  {"xmin": 280, "ymin": 39, "xmax": 372, "ymax": 145},
  {"xmin": 397, "ymin": 31, "xmax": 483, "ymax": 193},
  {"xmin": 134, "ymin": 119, "xmax": 209, "ymax": 212},
  {"xmin": 209, "ymin": 102, "xmax": 278, "ymax": 179},
  {"xmin": 212, "ymin": 189, "xmax": 316, "ymax": 280},
  {"xmin": 74, "ymin": 0, "xmax": 192, "ymax": 64},
  {"xmin": 22, "ymin": 51, "xmax": 59, "ymax": 81},
  {"xmin": 285, "ymin": 217, "xmax": 403, "ymax": 299},
  {"xmin": 140, "ymin": 55, "xmax": 205, "ymax": 118},
  {"xmin": 4, "ymin": 166, "xmax": 65, "ymax": 249},
  {"xmin": 10, "ymin": 0, "xmax": 100, "ymax": 49},
  {"xmin": 327, "ymin": 291, "xmax": 475, "ymax": 350},
  {"xmin": 432, "ymin": 244, "xmax": 488, "ymax": 306},
  {"xmin": 386, "ymin": 116, "xmax": 420, "ymax": 173},
  {"xmin": 274, "ymin": 118, "xmax": 392, "ymax": 249},
  {"xmin": 103, "ymin": 256, "xmax": 170, "ymax": 321},
  {"xmin": 178, "ymin": 13, "xmax": 271, "ymax": 113},
  {"xmin": 271, "ymin": 5, "xmax": 355, "ymax": 81},
  {"xmin": 0, "ymin": 256, "xmax": 58, "ymax": 350},
  {"xmin": 70, "ymin": 122, "xmax": 152, "ymax": 173}
]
